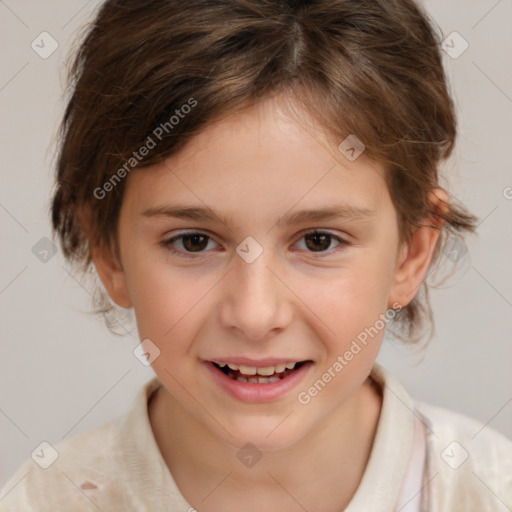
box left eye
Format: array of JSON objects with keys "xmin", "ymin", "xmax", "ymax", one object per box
[
  {"xmin": 161, "ymin": 230, "xmax": 348, "ymax": 258},
  {"xmin": 295, "ymin": 230, "xmax": 346, "ymax": 253}
]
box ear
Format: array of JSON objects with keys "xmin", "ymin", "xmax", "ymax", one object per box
[
  {"xmin": 91, "ymin": 242, "xmax": 132, "ymax": 309},
  {"xmin": 78, "ymin": 206, "xmax": 132, "ymax": 309},
  {"xmin": 388, "ymin": 188, "xmax": 448, "ymax": 309}
]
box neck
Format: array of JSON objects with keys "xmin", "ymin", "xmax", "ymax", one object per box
[{"xmin": 149, "ymin": 377, "xmax": 382, "ymax": 512}]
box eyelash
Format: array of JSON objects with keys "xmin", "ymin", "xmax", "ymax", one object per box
[{"xmin": 160, "ymin": 230, "xmax": 350, "ymax": 259}]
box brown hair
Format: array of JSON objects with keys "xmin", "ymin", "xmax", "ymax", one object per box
[{"xmin": 50, "ymin": 0, "xmax": 478, "ymax": 344}]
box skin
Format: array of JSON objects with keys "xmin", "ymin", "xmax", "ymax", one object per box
[{"xmin": 88, "ymin": 93, "xmax": 446, "ymax": 511}]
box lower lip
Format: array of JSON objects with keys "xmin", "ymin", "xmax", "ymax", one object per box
[{"xmin": 204, "ymin": 361, "xmax": 313, "ymax": 403}]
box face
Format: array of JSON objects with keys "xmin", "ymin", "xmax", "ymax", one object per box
[{"xmin": 94, "ymin": 94, "xmax": 440, "ymax": 451}]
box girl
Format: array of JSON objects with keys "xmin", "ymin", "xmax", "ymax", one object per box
[{"xmin": 2, "ymin": 0, "xmax": 511, "ymax": 510}]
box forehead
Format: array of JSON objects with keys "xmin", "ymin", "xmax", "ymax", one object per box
[{"xmin": 122, "ymin": 96, "xmax": 391, "ymax": 222}]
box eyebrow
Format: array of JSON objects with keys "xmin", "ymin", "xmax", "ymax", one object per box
[{"xmin": 141, "ymin": 203, "xmax": 375, "ymax": 228}]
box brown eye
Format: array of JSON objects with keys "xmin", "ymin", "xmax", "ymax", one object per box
[
  {"xmin": 304, "ymin": 232, "xmax": 332, "ymax": 252},
  {"xmin": 181, "ymin": 234, "xmax": 209, "ymax": 252},
  {"xmin": 161, "ymin": 231, "xmax": 218, "ymax": 257},
  {"xmin": 295, "ymin": 230, "xmax": 348, "ymax": 255}
]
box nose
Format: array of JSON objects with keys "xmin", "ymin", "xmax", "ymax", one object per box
[{"xmin": 219, "ymin": 246, "xmax": 293, "ymax": 342}]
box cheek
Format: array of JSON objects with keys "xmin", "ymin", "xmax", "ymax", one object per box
[
  {"xmin": 125, "ymin": 251, "xmax": 216, "ymax": 356},
  {"xmin": 121, "ymin": 236, "xmax": 228, "ymax": 370},
  {"xmin": 307, "ymin": 259, "xmax": 394, "ymax": 339},
  {"xmin": 298, "ymin": 271, "xmax": 388, "ymax": 406}
]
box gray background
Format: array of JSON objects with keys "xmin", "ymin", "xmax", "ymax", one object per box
[{"xmin": 1, "ymin": 0, "xmax": 511, "ymax": 490}]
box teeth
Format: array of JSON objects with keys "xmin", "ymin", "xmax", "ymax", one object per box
[
  {"xmin": 256, "ymin": 366, "xmax": 275, "ymax": 376},
  {"xmin": 274, "ymin": 363, "xmax": 287, "ymax": 373},
  {"xmin": 215, "ymin": 361, "xmax": 300, "ymax": 376},
  {"xmin": 238, "ymin": 365, "xmax": 257, "ymax": 375},
  {"xmin": 235, "ymin": 375, "xmax": 284, "ymax": 384}
]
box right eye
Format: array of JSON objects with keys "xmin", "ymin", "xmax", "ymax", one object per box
[{"xmin": 161, "ymin": 231, "xmax": 220, "ymax": 258}]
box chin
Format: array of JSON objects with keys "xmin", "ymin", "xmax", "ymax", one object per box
[{"xmin": 217, "ymin": 417, "xmax": 307, "ymax": 453}]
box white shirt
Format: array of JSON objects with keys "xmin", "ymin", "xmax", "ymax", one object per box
[{"xmin": 1, "ymin": 363, "xmax": 511, "ymax": 511}]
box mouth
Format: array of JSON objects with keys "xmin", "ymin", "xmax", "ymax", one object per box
[
  {"xmin": 210, "ymin": 360, "xmax": 310, "ymax": 384},
  {"xmin": 205, "ymin": 358, "xmax": 313, "ymax": 402}
]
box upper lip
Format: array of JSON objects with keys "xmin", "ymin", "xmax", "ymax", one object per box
[{"xmin": 208, "ymin": 357, "xmax": 310, "ymax": 367}]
